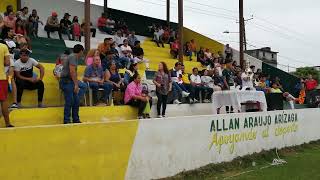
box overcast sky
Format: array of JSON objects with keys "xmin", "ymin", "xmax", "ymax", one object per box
[{"xmin": 82, "ymin": 0, "xmax": 319, "ymax": 71}]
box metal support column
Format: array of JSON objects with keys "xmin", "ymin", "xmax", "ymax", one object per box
[
  {"xmin": 178, "ymin": 0, "xmax": 184, "ymax": 62},
  {"xmin": 239, "ymin": 0, "xmax": 245, "ymax": 69},
  {"xmin": 167, "ymin": 0, "xmax": 170, "ymax": 29},
  {"xmin": 84, "ymin": 0, "xmax": 91, "ymax": 51},
  {"xmin": 104, "ymin": 0, "xmax": 108, "ymax": 15}
]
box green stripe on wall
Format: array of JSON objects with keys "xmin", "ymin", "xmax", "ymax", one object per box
[
  {"xmin": 31, "ymin": 37, "xmax": 67, "ymax": 63},
  {"xmin": 262, "ymin": 62, "xmax": 299, "ymax": 95}
]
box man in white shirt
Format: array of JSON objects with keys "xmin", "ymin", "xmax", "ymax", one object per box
[
  {"xmin": 106, "ymin": 17, "xmax": 115, "ymax": 31},
  {"xmin": 114, "ymin": 30, "xmax": 125, "ymax": 47},
  {"xmin": 190, "ymin": 68, "xmax": 213, "ymax": 103},
  {"xmin": 158, "ymin": 26, "xmax": 164, "ymax": 36},
  {"xmin": 14, "ymin": 49, "xmax": 45, "ymax": 108},
  {"xmin": 153, "ymin": 28, "xmax": 164, "ymax": 48},
  {"xmin": 241, "ymin": 71, "xmax": 254, "ymax": 89},
  {"xmin": 119, "ymin": 39, "xmax": 132, "ymax": 58}
]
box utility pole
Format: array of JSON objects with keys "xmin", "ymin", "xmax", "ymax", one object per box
[
  {"xmin": 239, "ymin": 0, "xmax": 245, "ymax": 69},
  {"xmin": 84, "ymin": 0, "xmax": 91, "ymax": 51},
  {"xmin": 104, "ymin": 0, "xmax": 108, "ymax": 15},
  {"xmin": 243, "ymin": 17, "xmax": 253, "ymax": 51},
  {"xmin": 17, "ymin": 0, "xmax": 21, "ymax": 10},
  {"xmin": 167, "ymin": 0, "xmax": 170, "ymax": 29},
  {"xmin": 178, "ymin": 0, "xmax": 184, "ymax": 62},
  {"xmin": 243, "ymin": 18, "xmax": 247, "ymax": 51}
]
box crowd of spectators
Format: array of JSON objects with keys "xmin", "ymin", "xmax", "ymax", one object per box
[
  {"xmin": 0, "ymin": 7, "xmax": 122, "ymax": 42},
  {"xmin": 0, "ymin": 5, "xmax": 34, "ymax": 50},
  {"xmin": 1, "ymin": 5, "xmax": 319, "ymax": 127}
]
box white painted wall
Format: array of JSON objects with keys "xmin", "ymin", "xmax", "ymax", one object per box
[
  {"xmin": 231, "ymin": 48, "xmax": 263, "ymax": 70},
  {"xmin": 21, "ymin": 0, "xmax": 103, "ymax": 39},
  {"xmin": 126, "ymin": 108, "xmax": 320, "ymax": 180}
]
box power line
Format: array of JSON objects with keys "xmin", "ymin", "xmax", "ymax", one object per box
[
  {"xmin": 147, "ymin": 0, "xmax": 238, "ymax": 20},
  {"xmin": 254, "ymin": 16, "xmax": 307, "ymax": 38},
  {"xmin": 248, "ymin": 23, "xmax": 304, "ymax": 43},
  {"xmin": 277, "ymin": 54, "xmax": 315, "ymax": 66},
  {"xmin": 136, "ymin": 0, "xmax": 310, "ymax": 44},
  {"xmin": 134, "ymin": 0, "xmax": 315, "ymax": 68},
  {"xmin": 184, "ymin": 0, "xmax": 238, "ymax": 14}
]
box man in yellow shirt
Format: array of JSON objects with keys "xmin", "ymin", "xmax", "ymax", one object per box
[{"xmin": 0, "ymin": 43, "xmax": 13, "ymax": 127}]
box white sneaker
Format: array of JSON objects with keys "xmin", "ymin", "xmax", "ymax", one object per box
[
  {"xmin": 193, "ymin": 99, "xmax": 199, "ymax": 103},
  {"xmin": 157, "ymin": 115, "xmax": 163, "ymax": 118},
  {"xmin": 173, "ymin": 99, "xmax": 182, "ymax": 104},
  {"xmin": 189, "ymin": 99, "xmax": 194, "ymax": 104},
  {"xmin": 182, "ymin": 91, "xmax": 190, "ymax": 97}
]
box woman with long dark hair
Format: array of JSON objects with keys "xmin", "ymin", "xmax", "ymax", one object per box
[
  {"xmin": 124, "ymin": 63, "xmax": 138, "ymax": 85},
  {"xmin": 153, "ymin": 62, "xmax": 172, "ymax": 118},
  {"xmin": 105, "ymin": 61, "xmax": 125, "ymax": 91}
]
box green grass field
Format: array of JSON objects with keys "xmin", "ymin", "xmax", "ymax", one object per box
[{"xmin": 163, "ymin": 141, "xmax": 320, "ymax": 180}]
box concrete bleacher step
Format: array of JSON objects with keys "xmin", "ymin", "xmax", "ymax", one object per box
[
  {"xmin": 0, "ymin": 106, "xmax": 138, "ymax": 128},
  {"xmin": 0, "ymin": 120, "xmax": 138, "ymax": 180}
]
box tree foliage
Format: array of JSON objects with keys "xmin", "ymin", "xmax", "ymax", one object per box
[{"xmin": 293, "ymin": 67, "xmax": 320, "ymax": 81}]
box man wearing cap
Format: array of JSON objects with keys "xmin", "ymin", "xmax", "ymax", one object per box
[
  {"xmin": 60, "ymin": 13, "xmax": 72, "ymax": 40},
  {"xmin": 60, "ymin": 44, "xmax": 87, "ymax": 124},
  {"xmin": 14, "ymin": 49, "xmax": 45, "ymax": 108},
  {"xmin": 0, "ymin": 42, "xmax": 14, "ymax": 127},
  {"xmin": 44, "ymin": 11, "xmax": 62, "ymax": 39}
]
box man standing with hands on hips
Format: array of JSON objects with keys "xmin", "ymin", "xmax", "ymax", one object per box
[{"xmin": 60, "ymin": 44, "xmax": 87, "ymax": 124}]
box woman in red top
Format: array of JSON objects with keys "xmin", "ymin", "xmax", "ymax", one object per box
[
  {"xmin": 170, "ymin": 39, "xmax": 179, "ymax": 59},
  {"xmin": 305, "ymin": 74, "xmax": 318, "ymax": 91},
  {"xmin": 97, "ymin": 13, "xmax": 112, "ymax": 34},
  {"xmin": 162, "ymin": 27, "xmax": 170, "ymax": 43},
  {"xmin": 15, "ymin": 19, "xmax": 27, "ymax": 36},
  {"xmin": 3, "ymin": 12, "xmax": 17, "ymax": 29},
  {"xmin": 15, "ymin": 18, "xmax": 31, "ymax": 49},
  {"xmin": 72, "ymin": 16, "xmax": 81, "ymax": 41}
]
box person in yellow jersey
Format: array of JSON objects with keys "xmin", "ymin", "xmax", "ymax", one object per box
[{"xmin": 0, "ymin": 42, "xmax": 13, "ymax": 127}]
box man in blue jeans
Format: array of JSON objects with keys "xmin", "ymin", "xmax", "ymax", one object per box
[
  {"xmin": 60, "ymin": 44, "xmax": 87, "ymax": 124},
  {"xmin": 83, "ymin": 56, "xmax": 112, "ymax": 105}
]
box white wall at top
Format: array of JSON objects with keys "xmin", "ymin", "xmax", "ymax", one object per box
[
  {"xmin": 231, "ymin": 48, "xmax": 263, "ymax": 70},
  {"xmin": 22, "ymin": 0, "xmax": 103, "ymax": 24},
  {"xmin": 21, "ymin": 0, "xmax": 103, "ymax": 39},
  {"xmin": 259, "ymin": 51, "xmax": 274, "ymax": 61}
]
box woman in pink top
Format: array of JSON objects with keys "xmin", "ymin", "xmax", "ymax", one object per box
[
  {"xmin": 124, "ymin": 73, "xmax": 151, "ymax": 119},
  {"xmin": 85, "ymin": 49, "xmax": 101, "ymax": 66},
  {"xmin": 4, "ymin": 12, "xmax": 17, "ymax": 29},
  {"xmin": 72, "ymin": 16, "xmax": 81, "ymax": 41},
  {"xmin": 170, "ymin": 39, "xmax": 179, "ymax": 59}
]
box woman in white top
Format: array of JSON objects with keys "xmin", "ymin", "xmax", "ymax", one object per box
[
  {"xmin": 190, "ymin": 68, "xmax": 213, "ymax": 103},
  {"xmin": 119, "ymin": 39, "xmax": 132, "ymax": 58}
]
